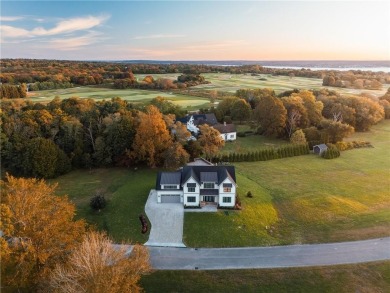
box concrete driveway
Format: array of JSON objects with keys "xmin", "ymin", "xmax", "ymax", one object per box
[{"xmin": 144, "ymin": 190, "xmax": 186, "ymax": 247}]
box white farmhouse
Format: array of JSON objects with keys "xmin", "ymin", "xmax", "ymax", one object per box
[
  {"xmin": 155, "ymin": 165, "xmax": 237, "ymax": 208},
  {"xmin": 213, "ymin": 122, "xmax": 237, "ymax": 141}
]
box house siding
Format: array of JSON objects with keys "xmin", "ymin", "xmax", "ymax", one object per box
[
  {"xmin": 220, "ymin": 132, "xmax": 236, "ymax": 141},
  {"xmin": 218, "ymin": 178, "xmax": 236, "ymax": 207},
  {"xmin": 183, "ymin": 177, "xmax": 200, "ymax": 206}
]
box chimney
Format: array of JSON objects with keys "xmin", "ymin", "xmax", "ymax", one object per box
[{"xmin": 224, "ymin": 121, "xmax": 226, "ymax": 126}]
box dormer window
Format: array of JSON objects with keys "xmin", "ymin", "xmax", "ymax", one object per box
[{"xmin": 203, "ymin": 182, "xmax": 215, "ymax": 189}]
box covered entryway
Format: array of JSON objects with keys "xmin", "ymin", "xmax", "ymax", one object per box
[{"xmin": 161, "ymin": 194, "xmax": 181, "ymax": 203}]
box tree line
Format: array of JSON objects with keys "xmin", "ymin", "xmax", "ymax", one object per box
[
  {"xmin": 1, "ymin": 96, "xmax": 225, "ymax": 178},
  {"xmin": 211, "ymin": 88, "xmax": 388, "ymax": 147},
  {"xmin": 1, "ymin": 59, "xmax": 389, "ymax": 96}
]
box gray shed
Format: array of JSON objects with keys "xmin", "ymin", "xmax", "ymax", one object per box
[{"xmin": 313, "ymin": 144, "xmax": 328, "ymax": 155}]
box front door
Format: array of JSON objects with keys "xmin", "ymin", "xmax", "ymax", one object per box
[{"xmin": 204, "ymin": 196, "xmax": 214, "ymax": 202}]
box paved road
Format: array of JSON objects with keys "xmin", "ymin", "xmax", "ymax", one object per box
[
  {"xmin": 148, "ymin": 237, "xmax": 390, "ymax": 270},
  {"xmin": 144, "ymin": 190, "xmax": 186, "ymax": 247}
]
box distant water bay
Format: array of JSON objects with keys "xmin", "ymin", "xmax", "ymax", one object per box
[{"xmin": 116, "ymin": 60, "xmax": 390, "ymax": 73}]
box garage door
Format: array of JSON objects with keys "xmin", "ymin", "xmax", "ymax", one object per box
[{"xmin": 161, "ymin": 194, "xmax": 181, "ymax": 203}]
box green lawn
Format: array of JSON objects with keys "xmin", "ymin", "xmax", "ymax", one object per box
[
  {"xmin": 51, "ymin": 168, "xmax": 157, "ymax": 244},
  {"xmin": 51, "ymin": 121, "xmax": 390, "ymax": 247},
  {"xmin": 184, "ymin": 120, "xmax": 390, "ymax": 247},
  {"xmin": 140, "ymin": 261, "xmax": 390, "ymax": 293},
  {"xmin": 28, "ymin": 86, "xmax": 210, "ymax": 110},
  {"xmin": 192, "ymin": 73, "xmax": 389, "ymax": 96}
]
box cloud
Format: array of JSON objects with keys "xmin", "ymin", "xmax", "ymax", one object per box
[
  {"xmin": 0, "ymin": 16, "xmax": 24, "ymax": 22},
  {"xmin": 133, "ymin": 34, "xmax": 186, "ymax": 40},
  {"xmin": 1, "ymin": 25, "xmax": 30, "ymax": 38},
  {"xmin": 47, "ymin": 31, "xmax": 106, "ymax": 51},
  {"xmin": 1, "ymin": 15, "xmax": 110, "ymax": 39}
]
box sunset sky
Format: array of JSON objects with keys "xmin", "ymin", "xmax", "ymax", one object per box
[{"xmin": 1, "ymin": 0, "xmax": 389, "ymax": 60}]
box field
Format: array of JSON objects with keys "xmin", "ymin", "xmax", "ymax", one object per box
[
  {"xmin": 140, "ymin": 261, "xmax": 390, "ymax": 293},
  {"xmin": 27, "ymin": 73, "xmax": 389, "ymax": 109},
  {"xmin": 183, "ymin": 120, "xmax": 390, "ymax": 247},
  {"xmin": 27, "ymin": 86, "xmax": 210, "ymax": 110},
  {"xmin": 50, "ymin": 168, "xmax": 158, "ymax": 244},
  {"xmin": 50, "ymin": 120, "xmax": 390, "ymax": 248},
  {"xmin": 193, "ymin": 73, "xmax": 389, "ymax": 96}
]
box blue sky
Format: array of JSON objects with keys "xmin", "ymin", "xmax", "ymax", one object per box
[{"xmin": 1, "ymin": 1, "xmax": 389, "ymax": 60}]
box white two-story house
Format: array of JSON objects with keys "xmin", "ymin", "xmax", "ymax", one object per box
[{"xmin": 155, "ymin": 165, "xmax": 237, "ymax": 208}]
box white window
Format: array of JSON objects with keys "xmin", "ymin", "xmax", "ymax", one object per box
[
  {"xmin": 204, "ymin": 182, "xmax": 214, "ymax": 189},
  {"xmin": 187, "ymin": 183, "xmax": 196, "ymax": 192},
  {"xmin": 223, "ymin": 197, "xmax": 231, "ymax": 203},
  {"xmin": 223, "ymin": 183, "xmax": 232, "ymax": 192},
  {"xmin": 187, "ymin": 196, "xmax": 196, "ymax": 202},
  {"xmin": 230, "ymin": 134, "xmax": 234, "ymax": 138},
  {"xmin": 163, "ymin": 185, "xmax": 177, "ymax": 189}
]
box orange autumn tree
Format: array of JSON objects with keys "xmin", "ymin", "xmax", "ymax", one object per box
[
  {"xmin": 0, "ymin": 175, "xmax": 86, "ymax": 291},
  {"xmin": 48, "ymin": 231, "xmax": 151, "ymax": 293},
  {"xmin": 132, "ymin": 105, "xmax": 173, "ymax": 167},
  {"xmin": 197, "ymin": 124, "xmax": 224, "ymax": 160}
]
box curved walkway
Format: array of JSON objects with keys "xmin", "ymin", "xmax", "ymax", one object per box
[{"xmin": 148, "ymin": 237, "xmax": 390, "ymax": 270}]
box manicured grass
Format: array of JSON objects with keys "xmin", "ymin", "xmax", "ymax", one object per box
[
  {"xmin": 222, "ymin": 133, "xmax": 287, "ymax": 154},
  {"xmin": 27, "ymin": 86, "xmax": 210, "ymax": 110},
  {"xmin": 184, "ymin": 120, "xmax": 390, "ymax": 247},
  {"xmin": 193, "ymin": 73, "xmax": 389, "ymax": 96},
  {"xmin": 51, "ymin": 168, "xmax": 157, "ymax": 244},
  {"xmin": 140, "ymin": 261, "xmax": 390, "ymax": 293}
]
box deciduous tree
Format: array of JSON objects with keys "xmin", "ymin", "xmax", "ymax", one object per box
[
  {"xmin": 0, "ymin": 175, "xmax": 86, "ymax": 291},
  {"xmin": 231, "ymin": 98, "xmax": 251, "ymax": 123},
  {"xmin": 253, "ymin": 95, "xmax": 287, "ymax": 137},
  {"xmin": 132, "ymin": 105, "xmax": 173, "ymax": 167},
  {"xmin": 163, "ymin": 142, "xmax": 190, "ymax": 169},
  {"xmin": 48, "ymin": 231, "xmax": 151, "ymax": 293},
  {"xmin": 197, "ymin": 124, "xmax": 224, "ymax": 160}
]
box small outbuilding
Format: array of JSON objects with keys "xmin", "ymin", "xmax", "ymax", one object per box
[{"xmin": 313, "ymin": 144, "xmax": 328, "ymax": 155}]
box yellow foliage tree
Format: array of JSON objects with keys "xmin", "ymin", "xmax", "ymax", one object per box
[
  {"xmin": 48, "ymin": 231, "xmax": 152, "ymax": 293},
  {"xmin": 132, "ymin": 105, "xmax": 173, "ymax": 167},
  {"xmin": 197, "ymin": 124, "xmax": 224, "ymax": 160},
  {"xmin": 0, "ymin": 175, "xmax": 86, "ymax": 291}
]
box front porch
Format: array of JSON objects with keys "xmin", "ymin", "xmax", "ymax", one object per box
[{"xmin": 185, "ymin": 203, "xmax": 217, "ymax": 212}]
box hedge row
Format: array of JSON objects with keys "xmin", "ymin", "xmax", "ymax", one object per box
[
  {"xmin": 212, "ymin": 144, "xmax": 310, "ymax": 163},
  {"xmin": 335, "ymin": 140, "xmax": 373, "ymax": 151}
]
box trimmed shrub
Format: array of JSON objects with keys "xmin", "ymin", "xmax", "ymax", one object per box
[
  {"xmin": 322, "ymin": 144, "xmax": 341, "ymax": 159},
  {"xmin": 90, "ymin": 194, "xmax": 107, "ymax": 211}
]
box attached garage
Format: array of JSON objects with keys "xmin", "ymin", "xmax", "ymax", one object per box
[{"xmin": 161, "ymin": 194, "xmax": 181, "ymax": 203}]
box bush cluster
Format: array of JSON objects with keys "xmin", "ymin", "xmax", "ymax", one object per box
[
  {"xmin": 335, "ymin": 140, "xmax": 372, "ymax": 151},
  {"xmin": 321, "ymin": 144, "xmax": 341, "ymax": 159},
  {"xmin": 212, "ymin": 144, "xmax": 309, "ymax": 163},
  {"xmin": 90, "ymin": 194, "xmax": 107, "ymax": 211}
]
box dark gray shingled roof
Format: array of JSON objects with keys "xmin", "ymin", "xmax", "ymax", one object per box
[
  {"xmin": 160, "ymin": 172, "xmax": 182, "ymax": 185},
  {"xmin": 200, "ymin": 172, "xmax": 218, "ymax": 183},
  {"xmin": 155, "ymin": 171, "xmax": 182, "ymax": 190},
  {"xmin": 213, "ymin": 123, "xmax": 236, "ymax": 134},
  {"xmin": 176, "ymin": 113, "xmax": 218, "ymax": 126},
  {"xmin": 182, "ymin": 165, "xmax": 236, "ymax": 185},
  {"xmin": 156, "ymin": 166, "xmax": 236, "ymax": 190}
]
